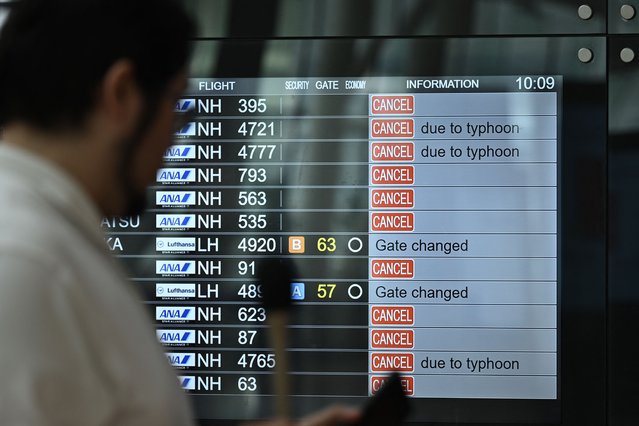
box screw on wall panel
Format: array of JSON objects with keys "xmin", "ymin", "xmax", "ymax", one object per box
[
  {"xmin": 578, "ymin": 48, "xmax": 594, "ymax": 63},
  {"xmin": 578, "ymin": 4, "xmax": 593, "ymax": 20},
  {"xmin": 620, "ymin": 4, "xmax": 636, "ymax": 20},
  {"xmin": 620, "ymin": 48, "xmax": 635, "ymax": 63}
]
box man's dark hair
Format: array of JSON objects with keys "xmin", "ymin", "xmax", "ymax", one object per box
[{"xmin": 0, "ymin": 0, "xmax": 195, "ymax": 130}]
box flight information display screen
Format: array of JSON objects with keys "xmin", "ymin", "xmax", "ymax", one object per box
[{"xmin": 103, "ymin": 74, "xmax": 560, "ymax": 422}]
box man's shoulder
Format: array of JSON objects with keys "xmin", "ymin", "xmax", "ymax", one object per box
[
  {"xmin": 0, "ymin": 191, "xmax": 106, "ymax": 295},
  {"xmin": 0, "ymin": 208, "xmax": 76, "ymax": 297},
  {"xmin": 0, "ymin": 190, "xmax": 68, "ymax": 262}
]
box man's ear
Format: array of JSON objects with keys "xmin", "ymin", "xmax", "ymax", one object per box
[{"xmin": 97, "ymin": 59, "xmax": 142, "ymax": 134}]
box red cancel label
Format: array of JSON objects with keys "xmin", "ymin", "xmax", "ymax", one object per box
[
  {"xmin": 370, "ymin": 96, "xmax": 415, "ymax": 115},
  {"xmin": 371, "ymin": 306, "xmax": 415, "ymax": 325},
  {"xmin": 371, "ymin": 166, "xmax": 414, "ymax": 185},
  {"xmin": 371, "ymin": 212, "xmax": 414, "ymax": 232},
  {"xmin": 371, "ymin": 189, "xmax": 414, "ymax": 208},
  {"xmin": 371, "ymin": 353, "xmax": 414, "ymax": 372},
  {"xmin": 371, "ymin": 259, "xmax": 414, "ymax": 279},
  {"xmin": 371, "ymin": 329, "xmax": 414, "ymax": 349},
  {"xmin": 371, "ymin": 142, "xmax": 414, "ymax": 162},
  {"xmin": 371, "ymin": 119, "xmax": 414, "ymax": 138},
  {"xmin": 371, "ymin": 376, "xmax": 414, "ymax": 396}
]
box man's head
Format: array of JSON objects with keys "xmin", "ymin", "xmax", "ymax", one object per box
[{"xmin": 0, "ymin": 0, "xmax": 195, "ymax": 216}]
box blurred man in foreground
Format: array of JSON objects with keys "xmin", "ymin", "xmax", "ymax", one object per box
[{"xmin": 0, "ymin": 1, "xmax": 357, "ymax": 425}]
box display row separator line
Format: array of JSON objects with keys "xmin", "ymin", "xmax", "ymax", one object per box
[
  {"xmin": 185, "ymin": 91, "xmax": 560, "ymax": 97},
  {"xmin": 364, "ymin": 350, "xmax": 557, "ymax": 353},
  {"xmin": 305, "ymin": 302, "xmax": 559, "ymax": 307},
  {"xmin": 190, "ymin": 115, "xmax": 378, "ymax": 119},
  {"xmin": 140, "ymin": 276, "xmax": 557, "ymax": 284},
  {"xmin": 163, "ymin": 161, "xmax": 561, "ymax": 164},
  {"xmin": 176, "ymin": 140, "xmax": 558, "ymax": 145},
  {"xmin": 172, "ymin": 138, "xmax": 558, "ymax": 142},
  {"xmin": 194, "ymin": 114, "xmax": 366, "ymax": 119},
  {"xmin": 121, "ymin": 255, "xmax": 378, "ymax": 259},
  {"xmin": 184, "ymin": 372, "xmax": 559, "ymax": 381},
  {"xmin": 182, "ymin": 113, "xmax": 557, "ymax": 119},
  {"xmin": 148, "ymin": 301, "xmax": 369, "ymax": 306},
  {"xmin": 145, "ymin": 212, "xmax": 555, "ymax": 216},
  {"xmin": 146, "ymin": 301, "xmax": 558, "ymax": 307},
  {"xmin": 176, "ymin": 368, "xmax": 557, "ymax": 380},
  {"xmin": 175, "ymin": 373, "xmax": 370, "ymax": 377},
  {"xmin": 158, "ymin": 372, "xmax": 342, "ymax": 378},
  {"xmin": 135, "ymin": 278, "xmax": 556, "ymax": 282},
  {"xmin": 153, "ymin": 322, "xmax": 369, "ymax": 330},
  {"xmin": 153, "ymin": 325, "xmax": 558, "ymax": 330},
  {"xmin": 366, "ymin": 374, "xmax": 558, "ymax": 377},
  {"xmin": 150, "ymin": 185, "xmax": 559, "ymax": 189},
  {"xmin": 366, "ymin": 303, "xmax": 558, "ymax": 307},
  {"xmin": 154, "ymin": 304, "xmax": 558, "ymax": 308},
  {"xmin": 156, "ymin": 328, "xmax": 557, "ymax": 332},
  {"xmin": 171, "ymin": 137, "xmax": 558, "ymax": 141},
  {"xmin": 175, "ymin": 138, "xmax": 371, "ymax": 142},
  {"xmin": 153, "ymin": 324, "xmax": 556, "ymax": 332},
  {"xmin": 160, "ymin": 161, "xmax": 559, "ymax": 165},
  {"xmin": 152, "ymin": 324, "xmax": 557, "ymax": 331},
  {"xmin": 366, "ymin": 327, "xmax": 560, "ymax": 330},
  {"xmin": 117, "ymin": 255, "xmax": 559, "ymax": 259},
  {"xmin": 145, "ymin": 209, "xmax": 558, "ymax": 212},
  {"xmin": 145, "ymin": 208, "xmax": 557, "ymax": 211},
  {"xmin": 397, "ymin": 114, "xmax": 558, "ymax": 117},
  {"xmin": 163, "ymin": 348, "xmax": 370, "ymax": 353},
  {"xmin": 152, "ymin": 185, "xmax": 370, "ymax": 188},
  {"xmin": 186, "ymin": 394, "xmax": 370, "ymax": 398},
  {"xmin": 181, "ymin": 372, "xmax": 558, "ymax": 378},
  {"xmin": 106, "ymin": 232, "xmax": 558, "ymax": 235},
  {"xmin": 161, "ymin": 348, "xmax": 559, "ymax": 354}
]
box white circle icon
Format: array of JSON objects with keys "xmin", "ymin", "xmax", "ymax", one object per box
[
  {"xmin": 348, "ymin": 284, "xmax": 363, "ymax": 300},
  {"xmin": 348, "ymin": 237, "xmax": 363, "ymax": 253}
]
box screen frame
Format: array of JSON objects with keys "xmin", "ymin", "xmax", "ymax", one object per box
[{"xmin": 183, "ymin": 36, "xmax": 606, "ymax": 426}]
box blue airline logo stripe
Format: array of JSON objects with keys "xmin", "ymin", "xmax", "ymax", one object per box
[
  {"xmin": 156, "ymin": 261, "xmax": 195, "ymax": 275},
  {"xmin": 175, "ymin": 123, "xmax": 196, "ymax": 136},
  {"xmin": 157, "ymin": 168, "xmax": 196, "ymax": 183},
  {"xmin": 155, "ymin": 214, "xmax": 196, "ymax": 229},
  {"xmin": 179, "ymin": 375, "xmax": 195, "ymax": 390},
  {"xmin": 155, "ymin": 306, "xmax": 195, "ymax": 321},
  {"xmin": 175, "ymin": 99, "xmax": 196, "ymax": 112},
  {"xmin": 156, "ymin": 329, "xmax": 195, "ymax": 344},
  {"xmin": 155, "ymin": 191, "xmax": 196, "ymax": 206},
  {"xmin": 166, "ymin": 352, "xmax": 195, "ymax": 367},
  {"xmin": 164, "ymin": 145, "xmax": 196, "ymax": 160}
]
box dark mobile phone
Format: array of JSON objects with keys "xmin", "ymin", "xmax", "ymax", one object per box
[{"xmin": 355, "ymin": 373, "xmax": 411, "ymax": 426}]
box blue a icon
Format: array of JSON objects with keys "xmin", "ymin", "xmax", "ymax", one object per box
[{"xmin": 291, "ymin": 282, "xmax": 305, "ymax": 300}]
